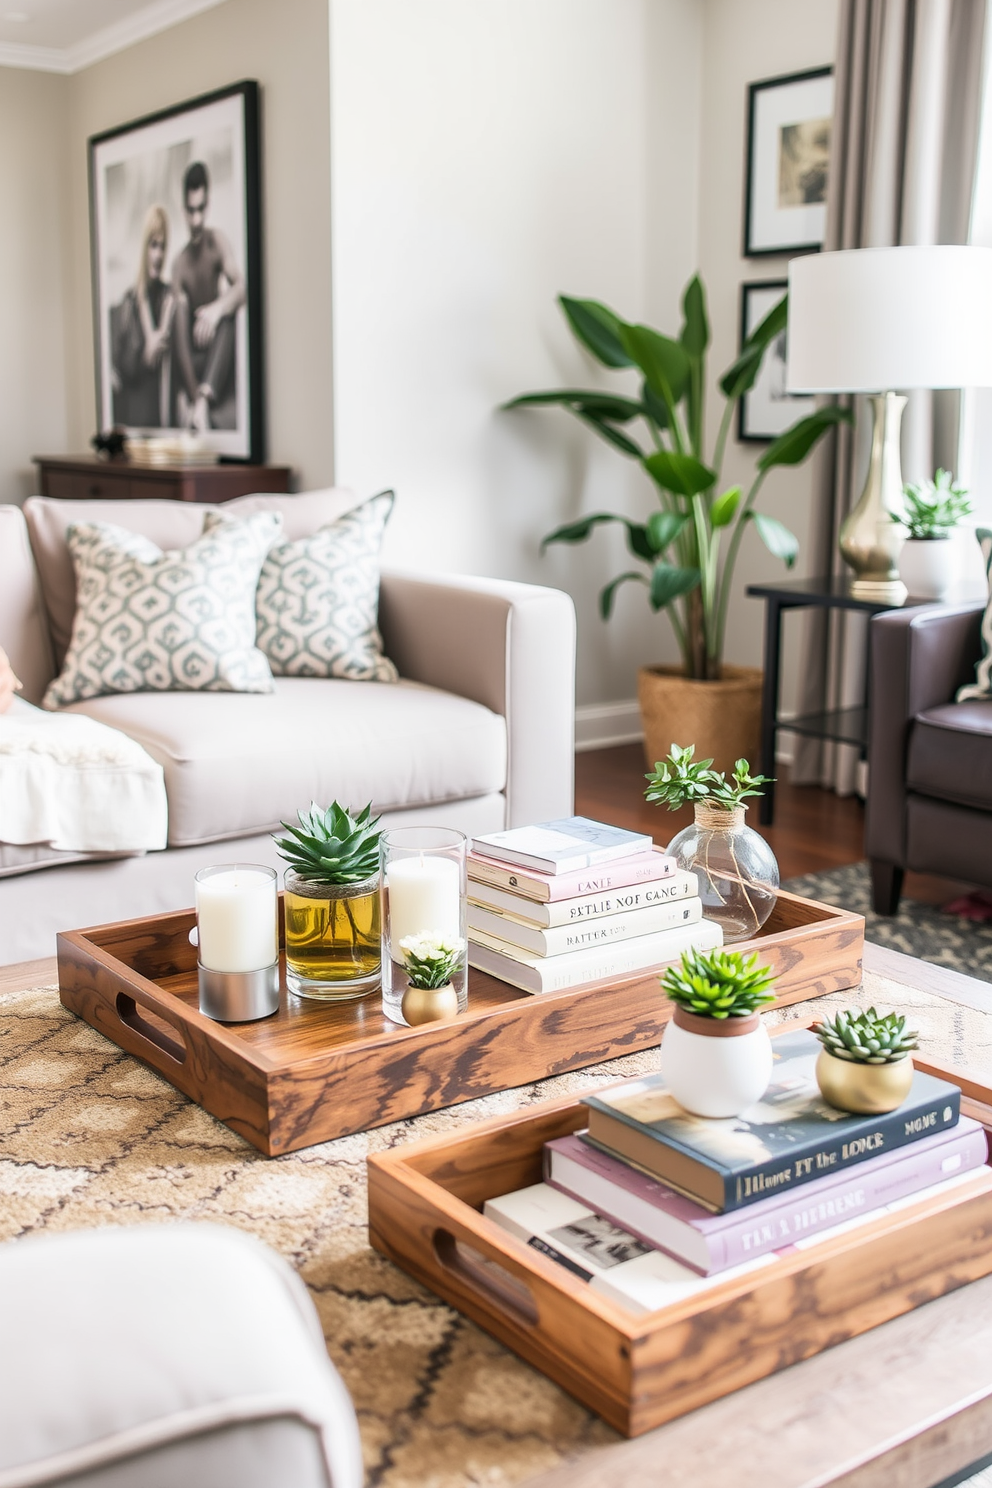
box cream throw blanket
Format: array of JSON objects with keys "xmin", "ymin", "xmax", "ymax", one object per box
[{"xmin": 0, "ymin": 699, "xmax": 167, "ymax": 853}]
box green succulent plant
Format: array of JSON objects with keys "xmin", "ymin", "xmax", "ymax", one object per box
[
  {"xmin": 645, "ymin": 743, "xmax": 772, "ymax": 812},
  {"xmin": 274, "ymin": 801, "xmax": 382, "ymax": 886},
  {"xmin": 812, "ymin": 1007, "xmax": 919, "ymax": 1065},
  {"xmin": 662, "ymin": 946, "xmax": 776, "ymax": 1020}
]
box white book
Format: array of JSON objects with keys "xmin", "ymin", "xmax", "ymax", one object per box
[
  {"xmin": 468, "ymin": 917, "xmax": 723, "ymax": 994},
  {"xmin": 472, "ymin": 817, "xmax": 653, "ymax": 875},
  {"xmin": 484, "ymin": 1183, "xmax": 773, "ymax": 1317},
  {"xmin": 468, "ymin": 869, "xmax": 697, "ymax": 928},
  {"xmin": 468, "ymin": 895, "xmax": 702, "ymax": 957}
]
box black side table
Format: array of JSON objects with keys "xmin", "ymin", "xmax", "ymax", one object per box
[{"xmin": 745, "ymin": 576, "xmax": 931, "ymax": 826}]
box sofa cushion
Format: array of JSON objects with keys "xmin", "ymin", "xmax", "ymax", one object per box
[
  {"xmin": 45, "ymin": 512, "xmax": 281, "ymax": 708},
  {"xmin": 24, "ymin": 489, "xmax": 366, "ymax": 668},
  {"xmin": 256, "ymin": 492, "xmax": 398, "ymax": 682},
  {"xmin": 65, "ymin": 677, "xmax": 507, "ymax": 847},
  {"xmin": 907, "ymin": 699, "xmax": 992, "ymax": 811}
]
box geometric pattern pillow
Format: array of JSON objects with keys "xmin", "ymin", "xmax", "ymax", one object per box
[
  {"xmin": 43, "ymin": 510, "xmax": 282, "ymax": 709},
  {"xmin": 255, "ymin": 490, "xmax": 398, "ymax": 682},
  {"xmin": 957, "ymin": 528, "xmax": 992, "ymax": 701}
]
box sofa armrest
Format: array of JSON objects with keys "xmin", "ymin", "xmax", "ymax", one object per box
[
  {"xmin": 0, "ymin": 506, "xmax": 55, "ymax": 705},
  {"xmin": 378, "ymin": 571, "xmax": 576, "ymax": 827},
  {"xmin": 866, "ymin": 603, "xmax": 985, "ymax": 865}
]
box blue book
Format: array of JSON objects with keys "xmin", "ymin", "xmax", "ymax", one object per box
[
  {"xmin": 472, "ymin": 816, "xmax": 653, "ymax": 875},
  {"xmin": 582, "ymin": 1029, "xmax": 962, "ymax": 1212}
]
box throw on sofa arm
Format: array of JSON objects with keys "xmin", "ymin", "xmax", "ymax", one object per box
[
  {"xmin": 866, "ymin": 603, "xmax": 985, "ymax": 912},
  {"xmin": 378, "ymin": 572, "xmax": 576, "ymax": 829}
]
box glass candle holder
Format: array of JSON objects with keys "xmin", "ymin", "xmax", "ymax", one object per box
[
  {"xmin": 283, "ymin": 869, "xmax": 381, "ymax": 1001},
  {"xmin": 193, "ymin": 864, "xmax": 279, "ymax": 1022},
  {"xmin": 381, "ymin": 827, "xmax": 467, "ymax": 1025}
]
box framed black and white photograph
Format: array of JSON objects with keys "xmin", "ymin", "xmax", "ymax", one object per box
[
  {"xmin": 89, "ymin": 80, "xmax": 262, "ymax": 461},
  {"xmin": 744, "ymin": 67, "xmax": 833, "ymax": 257},
  {"xmin": 737, "ymin": 281, "xmax": 816, "ymax": 442}
]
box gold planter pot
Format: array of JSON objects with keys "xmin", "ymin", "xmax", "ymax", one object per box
[
  {"xmin": 637, "ymin": 664, "xmax": 762, "ymax": 777},
  {"xmin": 815, "ymin": 1049, "xmax": 914, "ymax": 1115}
]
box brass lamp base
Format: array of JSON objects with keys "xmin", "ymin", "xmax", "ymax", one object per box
[
  {"xmin": 849, "ymin": 577, "xmax": 908, "ymax": 603},
  {"xmin": 838, "ymin": 391, "xmax": 908, "ymax": 595}
]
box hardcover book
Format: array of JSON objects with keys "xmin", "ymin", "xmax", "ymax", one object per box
[
  {"xmin": 468, "ymin": 895, "xmax": 702, "ymax": 957},
  {"xmin": 582, "ymin": 1029, "xmax": 962, "ymax": 1212},
  {"xmin": 471, "ymin": 817, "xmax": 653, "ymax": 875},
  {"xmin": 468, "ymin": 869, "xmax": 697, "ymax": 928},
  {"xmin": 467, "ymin": 846, "xmax": 675, "ymax": 903},
  {"xmin": 545, "ymin": 1120, "xmax": 988, "ymax": 1274},
  {"xmin": 468, "ymin": 916, "xmax": 722, "ymax": 994}
]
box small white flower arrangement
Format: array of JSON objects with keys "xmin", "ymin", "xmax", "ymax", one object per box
[{"xmin": 399, "ymin": 932, "xmax": 464, "ymax": 990}]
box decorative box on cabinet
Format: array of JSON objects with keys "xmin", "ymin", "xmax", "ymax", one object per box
[{"xmin": 33, "ymin": 456, "xmax": 293, "ymax": 505}]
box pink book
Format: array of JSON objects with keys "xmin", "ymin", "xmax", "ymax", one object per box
[
  {"xmin": 467, "ymin": 845, "xmax": 675, "ymax": 903},
  {"xmin": 544, "ymin": 1120, "xmax": 988, "ymax": 1275}
]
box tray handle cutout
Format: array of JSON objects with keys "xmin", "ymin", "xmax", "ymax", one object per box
[
  {"xmin": 433, "ymin": 1229, "xmax": 538, "ymax": 1327},
  {"xmin": 115, "ymin": 993, "xmax": 187, "ymax": 1066}
]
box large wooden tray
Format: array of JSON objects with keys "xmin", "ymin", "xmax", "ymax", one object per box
[
  {"xmin": 367, "ymin": 1049, "xmax": 992, "ymax": 1438},
  {"xmin": 56, "ymin": 889, "xmax": 863, "ymax": 1157}
]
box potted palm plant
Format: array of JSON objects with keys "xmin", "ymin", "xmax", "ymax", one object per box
[
  {"xmin": 893, "ymin": 469, "xmax": 972, "ymax": 599},
  {"xmin": 504, "ymin": 278, "xmax": 850, "ymax": 769}
]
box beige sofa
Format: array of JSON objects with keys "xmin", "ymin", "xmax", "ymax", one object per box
[{"xmin": 0, "ymin": 490, "xmax": 575, "ymax": 964}]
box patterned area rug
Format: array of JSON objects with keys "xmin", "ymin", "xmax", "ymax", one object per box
[
  {"xmin": 1, "ymin": 964, "xmax": 991, "ymax": 1487},
  {"xmin": 786, "ymin": 861, "xmax": 992, "ymax": 984}
]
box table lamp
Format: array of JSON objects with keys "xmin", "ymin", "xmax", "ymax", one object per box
[{"xmin": 787, "ymin": 245, "xmax": 992, "ymax": 599}]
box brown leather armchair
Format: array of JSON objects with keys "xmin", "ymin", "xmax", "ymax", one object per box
[{"xmin": 866, "ymin": 602, "xmax": 992, "ymax": 914}]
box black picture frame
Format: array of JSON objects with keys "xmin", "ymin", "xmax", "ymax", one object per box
[
  {"xmin": 737, "ymin": 280, "xmax": 816, "ymax": 443},
  {"xmin": 744, "ymin": 66, "xmax": 833, "ymax": 258},
  {"xmin": 89, "ymin": 80, "xmax": 263, "ymax": 463}
]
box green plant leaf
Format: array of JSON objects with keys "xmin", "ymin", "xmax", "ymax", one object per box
[
  {"xmin": 650, "ymin": 562, "xmax": 700, "ymax": 609},
  {"xmin": 618, "ymin": 324, "xmax": 689, "ymax": 410},
  {"xmin": 624, "ymin": 523, "xmax": 655, "ymax": 562},
  {"xmin": 502, "ymin": 389, "xmax": 643, "ymax": 421},
  {"xmin": 758, "ymin": 405, "xmax": 852, "ymax": 471},
  {"xmin": 718, "ymin": 292, "xmax": 788, "ymax": 399},
  {"xmin": 710, "ymin": 485, "xmax": 742, "ymax": 528},
  {"xmin": 643, "ymin": 449, "xmax": 717, "ymax": 497},
  {"xmin": 680, "ymin": 275, "xmax": 710, "ymax": 357},
  {"xmin": 559, "ymin": 296, "xmax": 632, "ymax": 368},
  {"xmin": 600, "ymin": 571, "xmax": 646, "ymax": 618},
  {"xmin": 646, "ymin": 510, "xmax": 689, "ymax": 553},
  {"xmin": 541, "ymin": 513, "xmax": 619, "ymax": 549},
  {"xmin": 641, "ymin": 380, "xmax": 669, "ymax": 430},
  {"xmin": 750, "ymin": 512, "xmax": 799, "ymax": 567},
  {"xmin": 574, "ymin": 410, "xmax": 644, "ymax": 457}
]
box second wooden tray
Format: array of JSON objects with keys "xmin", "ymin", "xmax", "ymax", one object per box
[{"xmin": 57, "ymin": 889, "xmax": 863, "ymax": 1156}]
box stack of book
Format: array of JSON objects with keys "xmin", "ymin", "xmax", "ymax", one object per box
[
  {"xmin": 467, "ymin": 815, "xmax": 722, "ymax": 994},
  {"xmin": 485, "ymin": 1028, "xmax": 987, "ymax": 1315}
]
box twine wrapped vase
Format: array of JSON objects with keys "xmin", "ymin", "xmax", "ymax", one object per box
[{"xmin": 666, "ymin": 802, "xmax": 779, "ymax": 942}]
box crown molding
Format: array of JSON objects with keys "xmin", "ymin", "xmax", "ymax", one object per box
[{"xmin": 0, "ymin": 0, "xmax": 229, "ymax": 75}]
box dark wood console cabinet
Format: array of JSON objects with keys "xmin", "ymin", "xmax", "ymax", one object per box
[{"xmin": 34, "ymin": 456, "xmax": 293, "ymax": 505}]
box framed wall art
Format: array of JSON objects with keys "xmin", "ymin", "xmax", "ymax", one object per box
[
  {"xmin": 89, "ymin": 80, "xmax": 263, "ymax": 462},
  {"xmin": 737, "ymin": 281, "xmax": 816, "ymax": 443},
  {"xmin": 744, "ymin": 67, "xmax": 833, "ymax": 257}
]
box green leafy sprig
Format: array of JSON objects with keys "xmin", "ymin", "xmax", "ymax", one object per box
[
  {"xmin": 274, "ymin": 801, "xmax": 382, "ymax": 886},
  {"xmin": 893, "ymin": 469, "xmax": 972, "ymax": 539},
  {"xmin": 644, "ymin": 743, "xmax": 772, "ymax": 812},
  {"xmin": 662, "ymin": 946, "xmax": 776, "ymax": 1019},
  {"xmin": 813, "ymin": 1008, "xmax": 919, "ymax": 1065},
  {"xmin": 400, "ymin": 933, "xmax": 464, "ymax": 990}
]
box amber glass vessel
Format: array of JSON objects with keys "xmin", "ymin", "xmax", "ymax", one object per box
[{"xmin": 283, "ymin": 869, "xmax": 381, "ymax": 1000}]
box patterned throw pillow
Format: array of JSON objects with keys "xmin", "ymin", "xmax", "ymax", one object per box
[
  {"xmin": 255, "ymin": 490, "xmax": 398, "ymax": 681},
  {"xmin": 44, "ymin": 511, "xmax": 281, "ymax": 708},
  {"xmin": 957, "ymin": 528, "xmax": 992, "ymax": 701}
]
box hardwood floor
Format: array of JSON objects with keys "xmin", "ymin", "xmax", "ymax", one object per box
[{"xmin": 574, "ymin": 744, "xmax": 968, "ymax": 904}]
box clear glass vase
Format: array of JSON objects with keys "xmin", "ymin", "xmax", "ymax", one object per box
[{"xmin": 666, "ymin": 802, "xmax": 779, "ymax": 943}]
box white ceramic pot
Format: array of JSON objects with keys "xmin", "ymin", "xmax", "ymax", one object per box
[
  {"xmin": 898, "ymin": 537, "xmax": 954, "ymax": 599},
  {"xmin": 659, "ymin": 1006, "xmax": 773, "ymax": 1118}
]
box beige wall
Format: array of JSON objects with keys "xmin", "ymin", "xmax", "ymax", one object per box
[
  {"xmin": 698, "ymin": 0, "xmax": 839, "ymax": 717},
  {"xmin": 0, "ymin": 67, "xmax": 71, "ymax": 505},
  {"xmin": 63, "ymin": 0, "xmax": 333, "ymax": 488}
]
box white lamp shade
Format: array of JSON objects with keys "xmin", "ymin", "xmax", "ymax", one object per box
[{"xmin": 786, "ymin": 245, "xmax": 992, "ymax": 392}]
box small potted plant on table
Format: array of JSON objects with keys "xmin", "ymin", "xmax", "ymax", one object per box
[
  {"xmin": 399, "ymin": 933, "xmax": 465, "ymax": 1025},
  {"xmin": 812, "ymin": 1007, "xmax": 919, "ymax": 1114},
  {"xmin": 659, "ymin": 946, "xmax": 776, "ymax": 1117},
  {"xmin": 894, "ymin": 468, "xmax": 972, "ymax": 598},
  {"xmin": 645, "ymin": 743, "xmax": 777, "ymax": 941}
]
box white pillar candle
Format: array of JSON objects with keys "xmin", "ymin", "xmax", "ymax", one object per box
[
  {"xmin": 387, "ymin": 854, "xmax": 461, "ymax": 954},
  {"xmin": 195, "ymin": 868, "xmax": 278, "ymax": 973}
]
